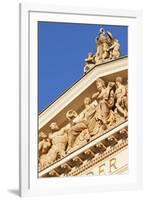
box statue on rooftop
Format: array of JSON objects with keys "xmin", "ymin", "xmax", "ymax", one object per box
[
  {"xmin": 106, "ymin": 31, "xmax": 120, "ymax": 59},
  {"xmin": 84, "ymin": 52, "xmax": 95, "ymax": 73},
  {"xmin": 84, "ymin": 28, "xmax": 121, "ymax": 72},
  {"xmin": 95, "ymin": 28, "xmax": 107, "ymax": 63}
]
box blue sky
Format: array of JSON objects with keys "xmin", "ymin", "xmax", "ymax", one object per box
[{"xmin": 38, "ymin": 22, "xmax": 128, "ymax": 113}]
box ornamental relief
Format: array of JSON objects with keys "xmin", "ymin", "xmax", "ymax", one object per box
[{"xmin": 39, "ymin": 76, "xmax": 128, "ymax": 171}]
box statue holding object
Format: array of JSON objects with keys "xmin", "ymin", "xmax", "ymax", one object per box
[{"xmin": 84, "ymin": 28, "xmax": 121, "ymax": 73}]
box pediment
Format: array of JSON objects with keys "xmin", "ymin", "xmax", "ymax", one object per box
[{"xmin": 39, "ymin": 57, "xmax": 128, "ymax": 177}]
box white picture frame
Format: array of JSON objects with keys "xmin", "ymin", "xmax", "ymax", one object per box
[{"xmin": 19, "ymin": 3, "xmax": 143, "ymax": 197}]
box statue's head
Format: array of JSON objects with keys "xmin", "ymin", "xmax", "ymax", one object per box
[
  {"xmin": 39, "ymin": 131, "xmax": 48, "ymax": 140},
  {"xmin": 66, "ymin": 109, "xmax": 77, "ymax": 121},
  {"xmin": 99, "ymin": 28, "xmax": 105, "ymax": 34},
  {"xmin": 88, "ymin": 52, "xmax": 93, "ymax": 57},
  {"xmin": 116, "ymin": 77, "xmax": 123, "ymax": 86},
  {"xmin": 96, "ymin": 78, "xmax": 105, "ymax": 90},
  {"xmin": 84, "ymin": 97, "xmax": 91, "ymax": 106},
  {"xmin": 108, "ymin": 82, "xmax": 115, "ymax": 88},
  {"xmin": 49, "ymin": 122, "xmax": 59, "ymax": 131}
]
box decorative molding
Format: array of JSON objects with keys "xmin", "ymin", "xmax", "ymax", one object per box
[
  {"xmin": 69, "ymin": 139, "xmax": 128, "ymax": 176},
  {"xmin": 39, "ymin": 122, "xmax": 128, "ymax": 177}
]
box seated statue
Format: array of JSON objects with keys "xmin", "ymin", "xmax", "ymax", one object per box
[
  {"xmin": 66, "ymin": 109, "xmax": 88, "ymax": 152},
  {"xmin": 107, "ymin": 39, "xmax": 120, "ymax": 59},
  {"xmin": 94, "ymin": 29, "xmax": 121, "ymax": 65},
  {"xmin": 72, "ymin": 129, "xmax": 90, "ymax": 150},
  {"xmin": 90, "ymin": 119, "xmax": 107, "ymax": 140},
  {"xmin": 39, "ymin": 131, "xmax": 51, "ymax": 155},
  {"xmin": 46, "ymin": 122, "xmax": 68, "ymax": 164},
  {"xmin": 81, "ymin": 97, "xmax": 108, "ymax": 138},
  {"xmin": 39, "ymin": 131, "xmax": 51, "ymax": 170}
]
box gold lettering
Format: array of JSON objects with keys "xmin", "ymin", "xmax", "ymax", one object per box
[{"xmin": 109, "ymin": 158, "xmax": 117, "ymax": 173}]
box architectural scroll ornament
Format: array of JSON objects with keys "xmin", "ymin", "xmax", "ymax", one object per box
[
  {"xmin": 84, "ymin": 28, "xmax": 121, "ymax": 73},
  {"xmin": 39, "ymin": 77, "xmax": 128, "ymax": 170}
]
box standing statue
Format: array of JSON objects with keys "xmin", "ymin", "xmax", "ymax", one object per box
[
  {"xmin": 92, "ymin": 78, "xmax": 116, "ymax": 127},
  {"xmin": 95, "ymin": 28, "xmax": 107, "ymax": 63},
  {"xmin": 115, "ymin": 77, "xmax": 127, "ymax": 119},
  {"xmin": 122, "ymin": 85, "xmax": 128, "ymax": 116},
  {"xmin": 81, "ymin": 97, "xmax": 97, "ymax": 134}
]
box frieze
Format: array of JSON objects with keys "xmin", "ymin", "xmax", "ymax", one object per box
[{"xmin": 39, "ymin": 76, "xmax": 128, "ymax": 172}]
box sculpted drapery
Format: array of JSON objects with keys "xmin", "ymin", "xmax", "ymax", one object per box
[{"xmin": 39, "ymin": 77, "xmax": 128, "ymax": 170}]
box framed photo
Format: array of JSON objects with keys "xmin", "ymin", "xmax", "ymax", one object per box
[{"xmin": 19, "ymin": 3, "xmax": 143, "ymax": 197}]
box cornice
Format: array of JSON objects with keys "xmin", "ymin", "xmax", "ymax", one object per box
[
  {"xmin": 39, "ymin": 121, "xmax": 128, "ymax": 177},
  {"xmin": 69, "ymin": 139, "xmax": 128, "ymax": 176}
]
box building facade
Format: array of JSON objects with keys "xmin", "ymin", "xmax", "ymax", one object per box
[{"xmin": 38, "ymin": 56, "xmax": 128, "ymax": 178}]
